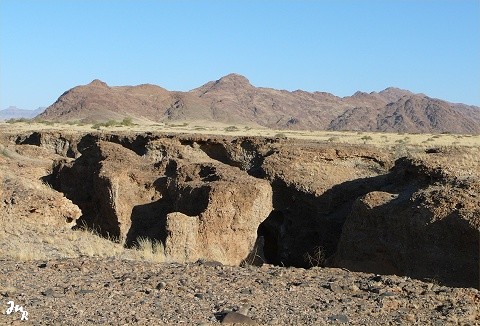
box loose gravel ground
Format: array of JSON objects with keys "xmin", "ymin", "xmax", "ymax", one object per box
[{"xmin": 1, "ymin": 257, "xmax": 479, "ymax": 325}]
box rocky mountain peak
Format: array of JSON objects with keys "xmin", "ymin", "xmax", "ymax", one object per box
[
  {"xmin": 378, "ymin": 87, "xmax": 414, "ymax": 103},
  {"xmin": 215, "ymin": 73, "xmax": 252, "ymax": 87},
  {"xmin": 88, "ymin": 79, "xmax": 109, "ymax": 88}
]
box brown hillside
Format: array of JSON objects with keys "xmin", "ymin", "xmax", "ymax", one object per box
[{"xmin": 38, "ymin": 74, "xmax": 480, "ymax": 134}]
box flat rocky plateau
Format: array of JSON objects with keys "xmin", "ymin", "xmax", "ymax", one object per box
[{"xmin": 0, "ymin": 126, "xmax": 479, "ymax": 324}]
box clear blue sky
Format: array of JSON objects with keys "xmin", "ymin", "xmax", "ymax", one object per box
[{"xmin": 1, "ymin": 0, "xmax": 479, "ymax": 110}]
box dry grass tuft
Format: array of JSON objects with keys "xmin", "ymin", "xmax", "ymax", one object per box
[
  {"xmin": 135, "ymin": 237, "xmax": 167, "ymax": 263},
  {"xmin": 9, "ymin": 243, "xmax": 48, "ymax": 261}
]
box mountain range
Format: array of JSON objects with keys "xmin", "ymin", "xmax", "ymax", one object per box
[
  {"xmin": 38, "ymin": 73, "xmax": 480, "ymax": 134},
  {"xmin": 0, "ymin": 106, "xmax": 45, "ymax": 121}
]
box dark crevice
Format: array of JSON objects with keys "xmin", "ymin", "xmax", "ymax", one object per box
[
  {"xmin": 104, "ymin": 134, "xmax": 158, "ymax": 156},
  {"xmin": 125, "ymin": 197, "xmax": 170, "ymax": 247},
  {"xmin": 254, "ymin": 174, "xmax": 389, "ymax": 268}
]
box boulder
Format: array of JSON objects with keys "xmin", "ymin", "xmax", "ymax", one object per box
[{"xmin": 164, "ymin": 162, "xmax": 272, "ymax": 265}]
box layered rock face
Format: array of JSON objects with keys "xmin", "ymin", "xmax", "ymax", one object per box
[
  {"xmin": 0, "ymin": 142, "xmax": 81, "ymax": 228},
  {"xmin": 46, "ymin": 137, "xmax": 272, "ymax": 265},
  {"xmin": 163, "ymin": 162, "xmax": 272, "ymax": 265},
  {"xmin": 334, "ymin": 155, "xmax": 480, "ymax": 288}
]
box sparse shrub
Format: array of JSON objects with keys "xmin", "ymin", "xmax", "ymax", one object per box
[
  {"xmin": 395, "ymin": 137, "xmax": 410, "ymax": 144},
  {"xmin": 64, "ymin": 120, "xmax": 84, "ymax": 126},
  {"xmin": 6, "ymin": 118, "xmax": 30, "ymax": 124},
  {"xmin": 361, "ymin": 135, "xmax": 373, "ymax": 143},
  {"xmin": 120, "ymin": 117, "xmax": 134, "ymax": 126},
  {"xmin": 1, "ymin": 148, "xmax": 12, "ymax": 158},
  {"xmin": 169, "ymin": 122, "xmax": 189, "ymax": 128},
  {"xmin": 104, "ymin": 120, "xmax": 117, "ymax": 127},
  {"xmin": 225, "ymin": 125, "xmax": 239, "ymax": 132},
  {"xmin": 303, "ymin": 246, "xmax": 325, "ymax": 267},
  {"xmin": 91, "ymin": 119, "xmax": 125, "ymax": 129},
  {"xmin": 35, "ymin": 119, "xmax": 56, "ymax": 125}
]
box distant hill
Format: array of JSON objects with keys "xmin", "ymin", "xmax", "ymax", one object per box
[
  {"xmin": 38, "ymin": 74, "xmax": 480, "ymax": 134},
  {"xmin": 0, "ymin": 106, "xmax": 45, "ymax": 121}
]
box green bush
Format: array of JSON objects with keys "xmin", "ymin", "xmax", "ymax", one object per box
[
  {"xmin": 361, "ymin": 135, "xmax": 373, "ymax": 143},
  {"xmin": 38, "ymin": 119, "xmax": 55, "ymax": 126},
  {"xmin": 224, "ymin": 125, "xmax": 239, "ymax": 132},
  {"xmin": 120, "ymin": 117, "xmax": 133, "ymax": 126},
  {"xmin": 6, "ymin": 118, "xmax": 31, "ymax": 124},
  {"xmin": 91, "ymin": 118, "xmax": 134, "ymax": 129}
]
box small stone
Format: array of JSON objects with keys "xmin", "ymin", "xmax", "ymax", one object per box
[
  {"xmin": 328, "ymin": 314, "xmax": 349, "ymax": 323},
  {"xmin": 237, "ymin": 305, "xmax": 250, "ymax": 315},
  {"xmin": 156, "ymin": 282, "xmax": 166, "ymax": 290},
  {"xmin": 240, "ymin": 288, "xmax": 252, "ymax": 295},
  {"xmin": 348, "ymin": 284, "xmax": 360, "ymax": 292},
  {"xmin": 194, "ymin": 293, "xmax": 204, "ymax": 299},
  {"xmin": 405, "ymin": 313, "xmax": 416, "ymax": 322},
  {"xmin": 221, "ymin": 311, "xmax": 256, "ymax": 324},
  {"xmin": 203, "ymin": 260, "xmax": 223, "ymax": 267},
  {"xmin": 41, "ymin": 288, "xmax": 54, "ymax": 297},
  {"xmin": 75, "ymin": 289, "xmax": 94, "ymax": 295},
  {"xmin": 329, "ymin": 283, "xmax": 343, "ymax": 293},
  {"xmin": 381, "ymin": 298, "xmax": 401, "ymax": 310},
  {"xmin": 38, "ymin": 263, "xmax": 47, "ymax": 268}
]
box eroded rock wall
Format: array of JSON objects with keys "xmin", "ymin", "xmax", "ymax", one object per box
[
  {"xmin": 334, "ymin": 156, "xmax": 480, "ymax": 288},
  {"xmin": 45, "ymin": 136, "xmax": 272, "ymax": 265},
  {"xmin": 3, "ymin": 130, "xmax": 479, "ymax": 288}
]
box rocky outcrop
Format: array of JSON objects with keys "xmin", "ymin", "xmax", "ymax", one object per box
[
  {"xmin": 47, "ymin": 141, "xmax": 161, "ymax": 241},
  {"xmin": 163, "ymin": 162, "xmax": 272, "ymax": 265},
  {"xmin": 0, "ymin": 141, "xmax": 81, "ymax": 229},
  {"xmin": 47, "ymin": 138, "xmax": 272, "ymax": 265},
  {"xmin": 334, "ymin": 155, "xmax": 480, "ymax": 288},
  {"xmin": 2, "ymin": 129, "xmax": 479, "ymax": 288}
]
